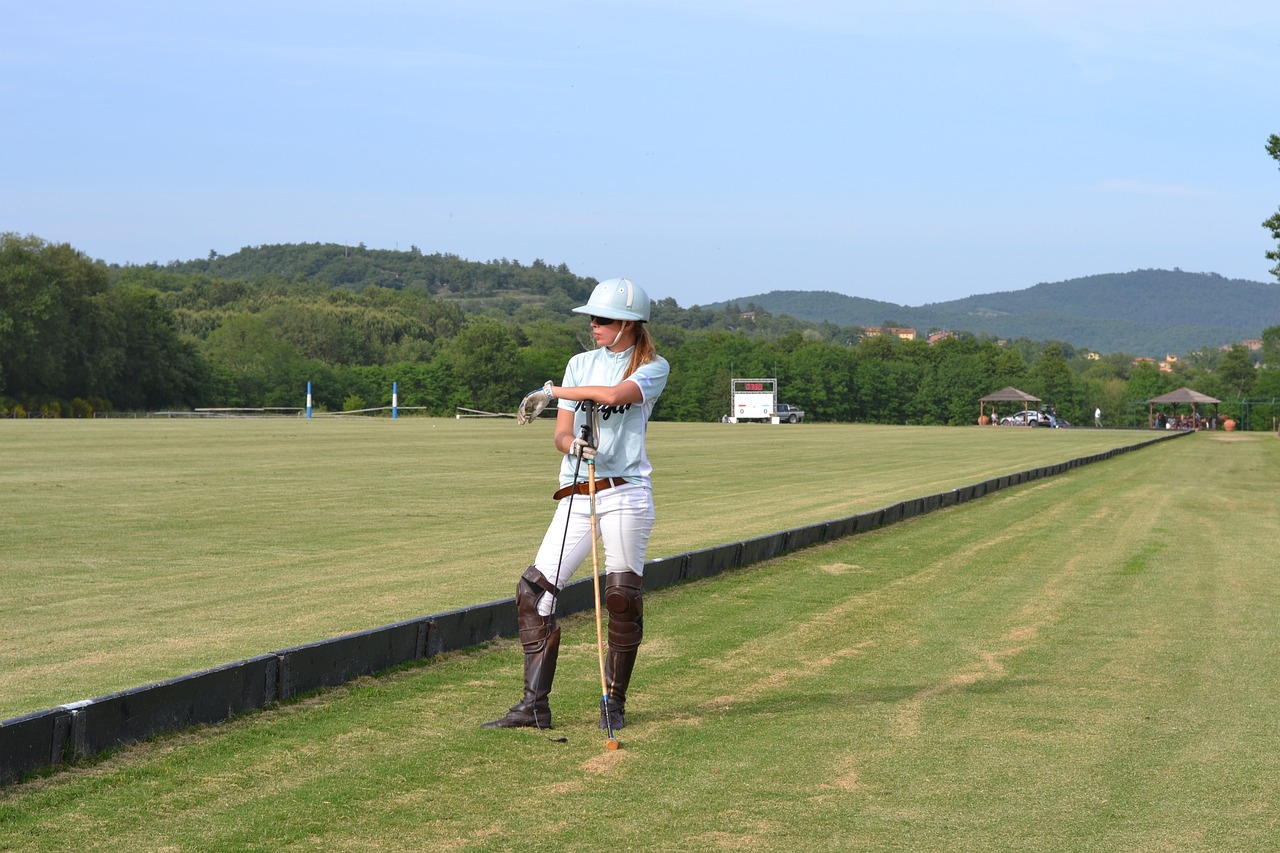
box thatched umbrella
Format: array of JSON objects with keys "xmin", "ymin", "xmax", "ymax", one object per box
[
  {"xmin": 978, "ymin": 386, "xmax": 1041, "ymax": 425},
  {"xmin": 1148, "ymin": 387, "xmax": 1221, "ymax": 429}
]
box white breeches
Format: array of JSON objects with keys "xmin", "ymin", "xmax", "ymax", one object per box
[{"xmin": 532, "ymin": 482, "xmax": 654, "ymax": 615}]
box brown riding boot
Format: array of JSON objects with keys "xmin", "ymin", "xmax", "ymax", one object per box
[
  {"xmin": 483, "ymin": 567, "xmax": 561, "ymax": 729},
  {"xmin": 600, "ymin": 571, "xmax": 643, "ymax": 731}
]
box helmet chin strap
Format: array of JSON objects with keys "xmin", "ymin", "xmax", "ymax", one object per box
[{"xmin": 606, "ymin": 321, "xmax": 629, "ymax": 349}]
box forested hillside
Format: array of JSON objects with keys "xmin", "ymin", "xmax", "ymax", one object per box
[
  {"xmin": 719, "ymin": 270, "xmax": 1280, "ymax": 355},
  {"xmin": 165, "ymin": 245, "xmax": 1279, "ymax": 354},
  {"xmin": 5, "ymin": 235, "xmax": 1279, "ymax": 430},
  {"xmin": 162, "ymin": 242, "xmax": 595, "ymax": 318}
]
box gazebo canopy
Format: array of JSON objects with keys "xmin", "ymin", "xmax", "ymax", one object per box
[
  {"xmin": 1147, "ymin": 386, "xmax": 1221, "ymax": 430},
  {"xmin": 979, "ymin": 386, "xmax": 1041, "ymax": 404},
  {"xmin": 1148, "ymin": 387, "xmax": 1220, "ymax": 405},
  {"xmin": 978, "ymin": 386, "xmax": 1040, "ymax": 424}
]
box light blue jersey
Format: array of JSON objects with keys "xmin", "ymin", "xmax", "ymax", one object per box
[{"xmin": 557, "ymin": 346, "xmax": 669, "ymax": 488}]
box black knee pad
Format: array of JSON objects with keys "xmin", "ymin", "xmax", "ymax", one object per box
[{"xmin": 605, "ymin": 571, "xmax": 643, "ymax": 652}]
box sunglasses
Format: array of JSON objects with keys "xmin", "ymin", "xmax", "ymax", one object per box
[{"xmin": 590, "ymin": 315, "xmax": 620, "ymax": 327}]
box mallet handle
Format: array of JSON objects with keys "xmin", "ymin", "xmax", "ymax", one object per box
[{"xmin": 587, "ymin": 460, "xmax": 608, "ymax": 700}]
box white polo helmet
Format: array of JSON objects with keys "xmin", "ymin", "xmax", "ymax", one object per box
[{"xmin": 573, "ymin": 277, "xmax": 650, "ymax": 322}]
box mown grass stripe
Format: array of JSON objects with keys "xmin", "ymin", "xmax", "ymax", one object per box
[
  {"xmin": 2, "ymin": 433, "xmax": 1276, "ymax": 850},
  {"xmin": 1, "ymin": 419, "xmax": 1159, "ymax": 719}
]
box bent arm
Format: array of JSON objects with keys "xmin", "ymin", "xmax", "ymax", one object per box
[
  {"xmin": 551, "ymin": 377, "xmax": 643, "ymax": 407},
  {"xmin": 549, "ymin": 377, "xmax": 643, "ymax": 453}
]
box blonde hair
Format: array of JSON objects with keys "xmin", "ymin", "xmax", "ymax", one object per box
[{"xmin": 625, "ymin": 322, "xmax": 656, "ymax": 379}]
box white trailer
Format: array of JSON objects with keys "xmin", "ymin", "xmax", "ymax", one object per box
[{"xmin": 727, "ymin": 378, "xmax": 777, "ymax": 423}]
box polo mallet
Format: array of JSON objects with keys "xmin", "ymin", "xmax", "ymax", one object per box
[
  {"xmin": 536, "ymin": 421, "xmax": 593, "ymax": 745},
  {"xmin": 529, "ymin": 426, "xmax": 594, "ymax": 746},
  {"xmin": 587, "ymin": 455, "xmax": 621, "ymax": 750}
]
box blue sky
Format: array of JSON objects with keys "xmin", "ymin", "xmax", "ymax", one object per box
[{"xmin": 4, "ymin": 1, "xmax": 1279, "ymax": 307}]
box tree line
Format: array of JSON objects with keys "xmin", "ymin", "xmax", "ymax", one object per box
[{"xmin": 3, "ymin": 233, "xmax": 1278, "ymax": 427}]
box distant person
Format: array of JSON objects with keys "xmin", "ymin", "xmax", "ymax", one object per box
[{"xmin": 1095, "ymin": 406, "xmax": 1102, "ymax": 428}]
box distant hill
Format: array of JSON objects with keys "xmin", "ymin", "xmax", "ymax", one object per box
[
  {"xmin": 710, "ymin": 270, "xmax": 1280, "ymax": 355},
  {"xmin": 153, "ymin": 241, "xmax": 596, "ymax": 306},
  {"xmin": 149, "ymin": 245, "xmax": 1278, "ymax": 355}
]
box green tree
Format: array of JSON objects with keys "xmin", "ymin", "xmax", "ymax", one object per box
[
  {"xmin": 1254, "ymin": 325, "xmax": 1280, "ymax": 428},
  {"xmin": 1265, "ymin": 134, "xmax": 1280, "ymax": 280},
  {"xmin": 0, "ymin": 234, "xmax": 206, "ymax": 410},
  {"xmin": 1080, "ymin": 351, "xmax": 1134, "ymax": 383},
  {"xmin": 0, "ymin": 234, "xmax": 109, "ymax": 399},
  {"xmin": 1260, "ymin": 324, "xmax": 1280, "ymax": 369},
  {"xmin": 1029, "ymin": 344, "xmax": 1080, "ymax": 422},
  {"xmin": 936, "ymin": 338, "xmax": 1016, "ymax": 425},
  {"xmin": 1216, "ymin": 344, "xmax": 1257, "ymax": 398},
  {"xmin": 444, "ymin": 317, "xmax": 524, "ymax": 413},
  {"xmin": 1081, "ymin": 376, "xmax": 1128, "ymax": 428},
  {"xmin": 852, "ymin": 335, "xmax": 921, "ymax": 424},
  {"xmin": 94, "ymin": 285, "xmax": 210, "ymax": 410},
  {"xmin": 785, "ymin": 341, "xmax": 855, "ymax": 422},
  {"xmin": 202, "ymin": 314, "xmax": 312, "ymax": 407},
  {"xmin": 1126, "ymin": 361, "xmax": 1169, "ymax": 407},
  {"xmin": 514, "ymin": 318, "xmax": 580, "ymax": 391},
  {"xmin": 660, "ymin": 332, "xmax": 777, "ymax": 422}
]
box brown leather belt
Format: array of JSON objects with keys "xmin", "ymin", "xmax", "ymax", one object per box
[{"xmin": 553, "ymin": 477, "xmax": 628, "ymax": 500}]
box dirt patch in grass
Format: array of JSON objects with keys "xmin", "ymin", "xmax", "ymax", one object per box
[
  {"xmin": 819, "ymin": 562, "xmax": 873, "ymax": 575},
  {"xmin": 701, "ymin": 644, "xmax": 871, "ymax": 712},
  {"xmin": 580, "ymin": 750, "xmax": 628, "ymax": 774}
]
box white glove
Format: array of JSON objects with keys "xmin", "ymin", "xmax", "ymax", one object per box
[
  {"xmin": 569, "ymin": 436, "xmax": 597, "ymax": 461},
  {"xmin": 516, "ymin": 381, "xmax": 554, "ymax": 425}
]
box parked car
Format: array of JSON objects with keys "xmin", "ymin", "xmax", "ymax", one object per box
[
  {"xmin": 1000, "ymin": 409, "xmax": 1052, "ymax": 427},
  {"xmin": 773, "ymin": 403, "xmax": 805, "ymax": 423},
  {"xmin": 1000, "ymin": 409, "xmax": 1070, "ymax": 427}
]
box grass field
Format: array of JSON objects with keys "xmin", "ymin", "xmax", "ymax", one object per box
[
  {"xmin": 1, "ymin": 426, "xmax": 1276, "ymax": 851},
  {"xmin": 2, "ymin": 419, "xmax": 1154, "ymax": 720}
]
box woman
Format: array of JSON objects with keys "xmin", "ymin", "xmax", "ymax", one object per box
[{"xmin": 483, "ymin": 278, "xmax": 669, "ymax": 733}]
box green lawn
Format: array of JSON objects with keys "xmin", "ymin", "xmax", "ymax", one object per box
[
  {"xmin": 2, "ymin": 419, "xmax": 1152, "ymax": 719},
  {"xmin": 1, "ymin": 429, "xmax": 1275, "ymax": 851}
]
